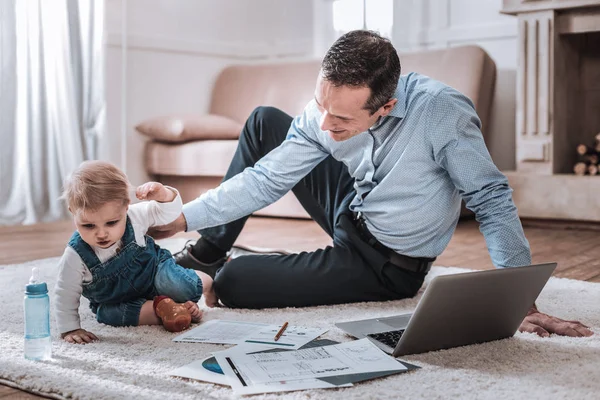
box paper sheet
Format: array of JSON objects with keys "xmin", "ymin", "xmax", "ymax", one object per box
[
  {"xmin": 170, "ymin": 338, "xmax": 414, "ymax": 395},
  {"xmin": 170, "ymin": 356, "xmax": 231, "ymax": 386},
  {"xmin": 170, "ymin": 342, "xmax": 352, "ymax": 394},
  {"xmin": 214, "ymin": 348, "xmax": 352, "ymax": 395},
  {"xmin": 244, "ymin": 324, "xmax": 328, "ymax": 348},
  {"xmin": 227, "ymin": 375, "xmax": 352, "ymax": 395},
  {"xmin": 214, "ymin": 338, "xmax": 406, "ymax": 386},
  {"xmin": 172, "ymin": 320, "xmax": 268, "ymax": 344},
  {"xmin": 173, "ymin": 319, "xmax": 327, "ymax": 349}
]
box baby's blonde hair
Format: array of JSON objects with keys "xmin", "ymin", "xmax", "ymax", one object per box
[{"xmin": 62, "ymin": 160, "xmax": 130, "ymax": 213}]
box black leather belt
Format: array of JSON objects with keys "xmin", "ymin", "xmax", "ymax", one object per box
[{"xmin": 353, "ymin": 213, "xmax": 434, "ymax": 274}]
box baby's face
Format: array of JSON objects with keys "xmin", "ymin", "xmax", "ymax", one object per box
[{"xmin": 73, "ymin": 201, "xmax": 128, "ymax": 249}]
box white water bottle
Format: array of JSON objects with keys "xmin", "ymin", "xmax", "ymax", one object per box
[{"xmin": 24, "ymin": 267, "xmax": 51, "ymax": 360}]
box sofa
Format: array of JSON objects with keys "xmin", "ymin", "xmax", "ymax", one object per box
[{"xmin": 137, "ymin": 45, "xmax": 496, "ymax": 219}]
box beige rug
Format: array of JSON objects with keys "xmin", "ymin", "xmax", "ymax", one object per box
[{"xmin": 1, "ymin": 241, "xmax": 599, "ymax": 399}]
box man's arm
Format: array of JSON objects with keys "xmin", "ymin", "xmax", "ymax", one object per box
[
  {"xmin": 429, "ymin": 88, "xmax": 530, "ymax": 268},
  {"xmin": 430, "ymin": 88, "xmax": 592, "ymax": 337}
]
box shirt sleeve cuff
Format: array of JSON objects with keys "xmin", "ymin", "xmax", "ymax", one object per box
[
  {"xmin": 57, "ymin": 319, "xmax": 82, "ymax": 335},
  {"xmin": 182, "ymin": 199, "xmax": 207, "ymax": 232},
  {"xmin": 161, "ymin": 186, "xmax": 183, "ymax": 211}
]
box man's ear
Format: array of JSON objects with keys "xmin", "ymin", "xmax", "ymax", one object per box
[{"xmin": 379, "ymin": 98, "xmax": 398, "ymax": 117}]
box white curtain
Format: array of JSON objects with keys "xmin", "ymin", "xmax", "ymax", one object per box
[{"xmin": 0, "ymin": 0, "xmax": 104, "ymax": 225}]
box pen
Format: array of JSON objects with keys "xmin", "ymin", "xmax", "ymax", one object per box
[{"xmin": 274, "ymin": 322, "xmax": 289, "ymax": 341}]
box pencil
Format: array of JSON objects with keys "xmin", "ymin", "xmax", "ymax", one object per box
[{"xmin": 274, "ymin": 322, "xmax": 289, "ymax": 341}]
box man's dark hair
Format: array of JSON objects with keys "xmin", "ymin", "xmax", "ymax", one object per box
[{"xmin": 321, "ymin": 30, "xmax": 401, "ymax": 115}]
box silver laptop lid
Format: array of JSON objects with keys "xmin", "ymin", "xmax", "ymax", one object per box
[{"xmin": 393, "ymin": 262, "xmax": 557, "ymax": 356}]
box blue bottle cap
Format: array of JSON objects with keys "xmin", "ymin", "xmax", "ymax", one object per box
[
  {"xmin": 25, "ymin": 282, "xmax": 48, "ymax": 295},
  {"xmin": 25, "ymin": 267, "xmax": 47, "ymax": 295}
]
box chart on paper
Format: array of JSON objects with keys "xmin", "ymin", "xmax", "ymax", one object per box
[{"xmin": 215, "ymin": 339, "xmax": 406, "ymax": 384}]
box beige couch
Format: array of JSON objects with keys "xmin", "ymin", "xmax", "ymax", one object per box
[{"xmin": 138, "ymin": 45, "xmax": 496, "ymax": 219}]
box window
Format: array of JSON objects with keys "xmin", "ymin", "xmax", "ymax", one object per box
[{"xmin": 332, "ymin": 0, "xmax": 393, "ymax": 38}]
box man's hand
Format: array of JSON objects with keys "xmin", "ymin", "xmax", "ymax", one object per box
[
  {"xmin": 62, "ymin": 328, "xmax": 98, "ymax": 344},
  {"xmin": 147, "ymin": 213, "xmax": 188, "ymax": 240},
  {"xmin": 136, "ymin": 182, "xmax": 176, "ymax": 203},
  {"xmin": 519, "ymin": 305, "xmax": 593, "ymax": 337}
]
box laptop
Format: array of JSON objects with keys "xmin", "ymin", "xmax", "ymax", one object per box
[{"xmin": 336, "ymin": 262, "xmax": 557, "ymax": 356}]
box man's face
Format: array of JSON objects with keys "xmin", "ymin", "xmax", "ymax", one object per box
[
  {"xmin": 73, "ymin": 201, "xmax": 128, "ymax": 249},
  {"xmin": 314, "ymin": 73, "xmax": 397, "ymax": 142}
]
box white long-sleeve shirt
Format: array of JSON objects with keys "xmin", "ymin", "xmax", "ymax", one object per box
[{"xmin": 54, "ymin": 190, "xmax": 182, "ymax": 334}]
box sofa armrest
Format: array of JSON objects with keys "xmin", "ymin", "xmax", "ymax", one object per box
[{"xmin": 135, "ymin": 114, "xmax": 244, "ymax": 143}]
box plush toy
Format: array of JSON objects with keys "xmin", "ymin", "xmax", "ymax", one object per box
[{"xmin": 153, "ymin": 296, "xmax": 192, "ymax": 332}]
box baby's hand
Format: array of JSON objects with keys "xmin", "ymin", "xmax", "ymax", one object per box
[
  {"xmin": 61, "ymin": 328, "xmax": 98, "ymax": 344},
  {"xmin": 136, "ymin": 182, "xmax": 175, "ymax": 203}
]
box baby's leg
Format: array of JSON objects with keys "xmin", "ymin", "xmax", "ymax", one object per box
[
  {"xmin": 155, "ymin": 259, "xmax": 215, "ymax": 318},
  {"xmin": 139, "ymin": 300, "xmax": 161, "ymax": 325},
  {"xmin": 96, "ymin": 298, "xmax": 159, "ymax": 327}
]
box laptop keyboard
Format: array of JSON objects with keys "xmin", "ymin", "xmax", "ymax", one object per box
[{"xmin": 367, "ymin": 329, "xmax": 405, "ymax": 348}]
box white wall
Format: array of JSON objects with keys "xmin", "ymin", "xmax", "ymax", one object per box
[
  {"xmin": 104, "ymin": 0, "xmax": 314, "ymax": 185},
  {"xmin": 392, "ymin": 0, "xmax": 518, "ymax": 170}
]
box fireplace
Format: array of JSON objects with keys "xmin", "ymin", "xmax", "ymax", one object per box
[{"xmin": 501, "ymin": 0, "xmax": 600, "ymax": 221}]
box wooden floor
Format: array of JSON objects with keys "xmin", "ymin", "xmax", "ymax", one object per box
[{"xmin": 2, "ymin": 216, "xmax": 600, "ymax": 398}]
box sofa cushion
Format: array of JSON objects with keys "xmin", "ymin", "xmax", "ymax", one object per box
[
  {"xmin": 136, "ymin": 114, "xmax": 244, "ymax": 143},
  {"xmin": 146, "ymin": 140, "xmax": 238, "ymax": 176},
  {"xmin": 210, "ymin": 61, "xmax": 322, "ymax": 124}
]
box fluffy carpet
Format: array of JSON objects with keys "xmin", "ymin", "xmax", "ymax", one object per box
[{"xmin": 1, "ymin": 241, "xmax": 599, "ymax": 400}]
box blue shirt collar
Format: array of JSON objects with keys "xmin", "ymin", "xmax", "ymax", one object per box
[
  {"xmin": 388, "ymin": 76, "xmax": 406, "ymax": 119},
  {"xmin": 370, "ymin": 77, "xmax": 406, "ymax": 132}
]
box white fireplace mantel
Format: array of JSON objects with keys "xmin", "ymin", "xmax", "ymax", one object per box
[{"xmin": 501, "ymin": 0, "xmax": 600, "ymax": 221}]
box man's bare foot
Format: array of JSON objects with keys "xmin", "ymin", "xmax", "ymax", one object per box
[
  {"xmin": 184, "ymin": 301, "xmax": 203, "ymax": 323},
  {"xmin": 196, "ymin": 270, "xmax": 220, "ymax": 307}
]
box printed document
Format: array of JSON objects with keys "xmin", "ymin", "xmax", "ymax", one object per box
[
  {"xmin": 172, "ymin": 319, "xmax": 327, "ymax": 349},
  {"xmin": 214, "ymin": 338, "xmax": 406, "ymax": 387}
]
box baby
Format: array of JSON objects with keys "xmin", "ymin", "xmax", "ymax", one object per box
[{"xmin": 54, "ymin": 160, "xmax": 217, "ymax": 344}]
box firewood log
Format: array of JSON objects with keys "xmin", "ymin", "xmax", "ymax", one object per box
[
  {"xmin": 577, "ymin": 144, "xmax": 595, "ymax": 156},
  {"xmin": 574, "ymin": 162, "xmax": 589, "ymax": 176},
  {"xmin": 583, "ymin": 153, "xmax": 599, "ymax": 165}
]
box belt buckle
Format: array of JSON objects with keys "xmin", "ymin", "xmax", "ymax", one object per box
[{"xmin": 419, "ymin": 259, "xmax": 433, "ymax": 273}]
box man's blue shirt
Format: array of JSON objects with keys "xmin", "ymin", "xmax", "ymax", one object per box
[{"xmin": 183, "ymin": 73, "xmax": 531, "ymax": 268}]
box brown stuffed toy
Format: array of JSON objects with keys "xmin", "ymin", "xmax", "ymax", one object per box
[{"xmin": 153, "ymin": 296, "xmax": 192, "ymax": 332}]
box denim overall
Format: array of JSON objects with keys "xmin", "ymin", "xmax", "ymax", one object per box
[{"xmin": 68, "ymin": 216, "xmax": 203, "ymax": 327}]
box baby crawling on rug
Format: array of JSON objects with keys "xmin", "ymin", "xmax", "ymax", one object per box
[{"xmin": 54, "ymin": 161, "xmax": 218, "ymax": 344}]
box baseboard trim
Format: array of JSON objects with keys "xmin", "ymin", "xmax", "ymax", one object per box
[{"xmin": 521, "ymin": 217, "xmax": 600, "ymax": 232}]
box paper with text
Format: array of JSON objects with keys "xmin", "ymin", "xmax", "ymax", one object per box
[
  {"xmin": 215, "ymin": 339, "xmax": 406, "ymax": 385},
  {"xmin": 173, "ymin": 320, "xmax": 268, "ymax": 344},
  {"xmin": 173, "ymin": 319, "xmax": 327, "ymax": 350}
]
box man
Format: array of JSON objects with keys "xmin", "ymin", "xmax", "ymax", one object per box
[{"xmin": 151, "ymin": 30, "xmax": 592, "ymax": 338}]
